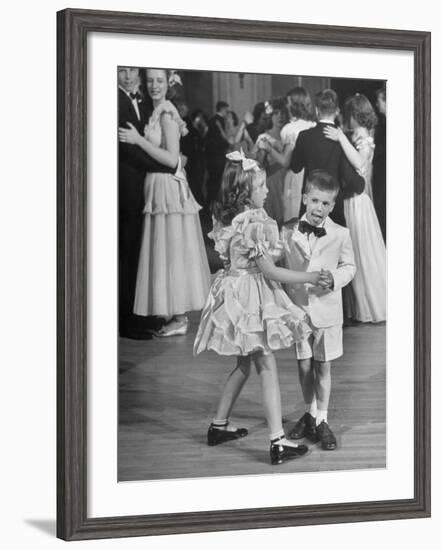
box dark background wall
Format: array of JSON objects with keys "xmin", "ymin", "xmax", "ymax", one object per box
[{"xmin": 137, "ymin": 67, "xmax": 384, "ymax": 120}]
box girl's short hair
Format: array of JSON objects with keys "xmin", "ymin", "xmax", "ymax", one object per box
[
  {"xmin": 343, "ymin": 93, "xmax": 378, "ymax": 130},
  {"xmin": 286, "ymin": 87, "xmax": 314, "ymax": 120},
  {"xmin": 212, "ymin": 160, "xmax": 265, "ymax": 226}
]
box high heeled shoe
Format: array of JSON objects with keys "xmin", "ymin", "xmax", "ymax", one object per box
[
  {"xmin": 155, "ymin": 317, "xmax": 189, "ymax": 337},
  {"xmin": 270, "ymin": 435, "xmax": 309, "ymax": 465},
  {"xmin": 207, "ymin": 423, "xmax": 248, "ymax": 446}
]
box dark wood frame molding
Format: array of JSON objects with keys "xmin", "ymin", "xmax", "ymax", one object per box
[{"xmin": 57, "ymin": 8, "xmax": 431, "ymax": 541}]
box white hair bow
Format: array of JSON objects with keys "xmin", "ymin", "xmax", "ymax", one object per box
[{"xmin": 225, "ymin": 148, "xmax": 260, "ymax": 171}]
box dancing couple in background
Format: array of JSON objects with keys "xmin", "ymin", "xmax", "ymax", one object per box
[{"xmin": 118, "ymin": 67, "xmax": 210, "ymax": 338}]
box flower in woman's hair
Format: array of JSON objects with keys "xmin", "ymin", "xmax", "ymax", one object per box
[
  {"xmin": 168, "ymin": 70, "xmax": 183, "ymax": 88},
  {"xmin": 264, "ymin": 101, "xmax": 273, "ymax": 115}
]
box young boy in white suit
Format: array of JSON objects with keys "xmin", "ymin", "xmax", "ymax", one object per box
[{"xmin": 281, "ymin": 169, "xmax": 356, "ymax": 450}]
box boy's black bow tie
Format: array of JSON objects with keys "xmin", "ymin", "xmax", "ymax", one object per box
[
  {"xmin": 298, "ymin": 220, "xmax": 326, "ymax": 238},
  {"xmin": 130, "ymin": 92, "xmax": 141, "ymax": 101}
]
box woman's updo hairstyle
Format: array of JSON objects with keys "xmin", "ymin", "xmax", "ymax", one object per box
[
  {"xmin": 145, "ymin": 68, "xmax": 182, "ymax": 100},
  {"xmin": 343, "ymin": 93, "xmax": 378, "ymax": 130},
  {"xmin": 286, "ymin": 86, "xmax": 314, "ymax": 120}
]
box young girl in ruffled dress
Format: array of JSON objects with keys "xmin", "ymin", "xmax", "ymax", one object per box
[
  {"xmin": 119, "ymin": 68, "xmax": 211, "ymax": 336},
  {"xmin": 323, "ymin": 93, "xmax": 386, "ymax": 322},
  {"xmin": 194, "ymin": 151, "xmax": 326, "ymax": 465}
]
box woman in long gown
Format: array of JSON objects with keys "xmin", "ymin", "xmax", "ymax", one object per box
[
  {"xmin": 252, "ymin": 97, "xmax": 288, "ymax": 227},
  {"xmin": 323, "ymin": 93, "xmax": 386, "ymax": 323},
  {"xmin": 264, "ymin": 87, "xmax": 316, "ymax": 222},
  {"xmin": 118, "ymin": 68, "xmax": 211, "ymax": 336}
]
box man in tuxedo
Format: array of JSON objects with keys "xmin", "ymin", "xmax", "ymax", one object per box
[
  {"xmin": 118, "ymin": 66, "xmax": 176, "ymax": 339},
  {"xmin": 205, "ymin": 101, "xmax": 230, "ymax": 205},
  {"xmin": 290, "ymin": 88, "xmax": 365, "ymax": 227}
]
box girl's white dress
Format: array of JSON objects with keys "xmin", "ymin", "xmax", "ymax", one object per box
[
  {"xmin": 133, "ymin": 100, "xmax": 211, "ymax": 317},
  {"xmin": 194, "ymin": 208, "xmax": 311, "ymax": 356},
  {"xmin": 280, "ymin": 118, "xmax": 316, "ymax": 221},
  {"xmin": 344, "ymin": 127, "xmax": 386, "ymax": 322}
]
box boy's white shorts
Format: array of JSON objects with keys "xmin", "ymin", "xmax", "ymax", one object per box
[{"xmin": 295, "ymin": 324, "xmax": 343, "ymax": 362}]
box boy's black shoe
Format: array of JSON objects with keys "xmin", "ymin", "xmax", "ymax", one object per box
[
  {"xmin": 207, "ymin": 423, "xmax": 248, "ymax": 446},
  {"xmin": 316, "ymin": 420, "xmax": 337, "ymax": 450},
  {"xmin": 270, "ymin": 436, "xmax": 309, "ymax": 465},
  {"xmin": 288, "ymin": 412, "xmax": 318, "ymax": 443}
]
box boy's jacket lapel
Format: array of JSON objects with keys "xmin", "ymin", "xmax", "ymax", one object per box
[{"xmin": 290, "ymin": 227, "xmax": 312, "ymax": 260}]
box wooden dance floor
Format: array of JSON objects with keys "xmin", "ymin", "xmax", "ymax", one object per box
[{"xmin": 118, "ymin": 315, "xmax": 386, "ymax": 481}]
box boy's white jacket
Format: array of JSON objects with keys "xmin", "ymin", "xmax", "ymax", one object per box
[{"xmin": 281, "ymin": 217, "xmax": 356, "ymax": 327}]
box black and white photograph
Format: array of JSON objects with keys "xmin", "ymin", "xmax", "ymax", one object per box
[
  {"xmin": 2, "ymin": 0, "xmax": 437, "ymax": 546},
  {"xmin": 117, "ymin": 66, "xmax": 387, "ymax": 482}
]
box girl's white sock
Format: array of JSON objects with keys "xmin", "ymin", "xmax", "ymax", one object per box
[
  {"xmin": 270, "ymin": 431, "xmax": 303, "ymax": 448},
  {"xmin": 212, "ymin": 418, "xmax": 239, "ymax": 432}
]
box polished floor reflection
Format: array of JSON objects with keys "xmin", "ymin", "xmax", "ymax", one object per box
[{"xmin": 118, "ymin": 315, "xmax": 386, "ymax": 481}]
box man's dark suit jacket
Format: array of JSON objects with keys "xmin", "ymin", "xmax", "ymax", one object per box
[
  {"xmin": 290, "ymin": 122, "xmax": 365, "ymax": 226},
  {"xmin": 205, "ymin": 114, "xmax": 229, "ymax": 157},
  {"xmin": 118, "ymin": 89, "xmax": 175, "ymax": 216},
  {"xmin": 205, "ymin": 114, "xmax": 230, "ymax": 203},
  {"xmin": 118, "ymin": 88, "xmax": 175, "ymax": 333}
]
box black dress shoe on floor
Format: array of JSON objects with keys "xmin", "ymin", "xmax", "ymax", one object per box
[
  {"xmin": 207, "ymin": 423, "xmax": 248, "ymax": 446},
  {"xmin": 288, "ymin": 412, "xmax": 318, "ymax": 442},
  {"xmin": 316, "ymin": 420, "xmax": 337, "ymax": 450},
  {"xmin": 270, "ymin": 436, "xmax": 309, "ymax": 465}
]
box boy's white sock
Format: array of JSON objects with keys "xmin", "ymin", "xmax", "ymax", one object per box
[
  {"xmin": 316, "ymin": 409, "xmax": 328, "ymax": 425},
  {"xmin": 308, "ymin": 397, "xmax": 317, "ymax": 418}
]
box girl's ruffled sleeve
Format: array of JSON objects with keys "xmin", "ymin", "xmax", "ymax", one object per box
[
  {"xmin": 208, "ymin": 219, "xmax": 233, "ymax": 264},
  {"xmin": 157, "ymin": 100, "xmax": 189, "ymax": 137},
  {"xmin": 240, "ymin": 215, "xmax": 283, "ymax": 261}
]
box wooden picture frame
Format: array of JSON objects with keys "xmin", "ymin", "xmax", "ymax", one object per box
[{"xmin": 57, "ymin": 8, "xmax": 431, "ymax": 541}]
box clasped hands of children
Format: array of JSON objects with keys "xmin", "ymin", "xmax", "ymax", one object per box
[{"xmin": 314, "ymin": 268, "xmax": 334, "ymax": 289}]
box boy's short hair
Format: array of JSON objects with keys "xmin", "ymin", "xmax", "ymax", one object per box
[
  {"xmin": 315, "ymin": 89, "xmax": 339, "ymax": 117},
  {"xmin": 304, "ymin": 169, "xmax": 339, "ymax": 198},
  {"xmin": 216, "ymin": 100, "xmax": 229, "ymax": 112}
]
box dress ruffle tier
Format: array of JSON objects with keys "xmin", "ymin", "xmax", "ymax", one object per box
[{"xmin": 194, "ymin": 209, "xmax": 311, "ymax": 356}]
